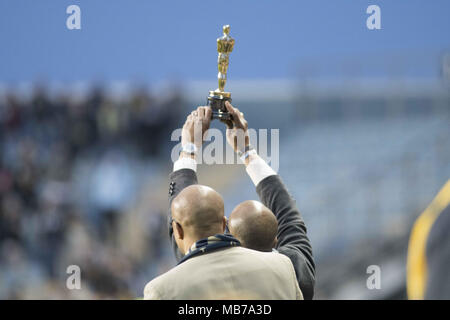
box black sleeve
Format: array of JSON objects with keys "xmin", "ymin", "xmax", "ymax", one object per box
[
  {"xmin": 256, "ymin": 174, "xmax": 316, "ymax": 300},
  {"xmin": 168, "ymin": 168, "xmax": 198, "ymax": 262}
]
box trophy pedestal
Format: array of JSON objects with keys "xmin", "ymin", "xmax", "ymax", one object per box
[{"xmin": 208, "ymin": 90, "xmax": 232, "ymax": 121}]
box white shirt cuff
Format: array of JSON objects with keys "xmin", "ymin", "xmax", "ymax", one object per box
[
  {"xmin": 245, "ymin": 157, "xmax": 277, "ymax": 186},
  {"xmin": 173, "ymin": 157, "xmax": 197, "ymax": 172}
]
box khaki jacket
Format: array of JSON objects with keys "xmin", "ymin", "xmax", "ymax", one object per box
[{"xmin": 144, "ymin": 246, "xmax": 303, "ymax": 300}]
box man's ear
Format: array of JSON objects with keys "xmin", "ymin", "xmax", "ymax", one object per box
[
  {"xmin": 222, "ymin": 216, "xmax": 228, "ymax": 233},
  {"xmin": 174, "ymin": 222, "xmax": 184, "ymax": 240},
  {"xmin": 272, "ymin": 236, "xmax": 278, "ymax": 249}
]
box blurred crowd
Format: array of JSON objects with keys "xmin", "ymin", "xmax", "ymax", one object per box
[{"xmin": 0, "ymin": 85, "xmax": 182, "ymax": 298}]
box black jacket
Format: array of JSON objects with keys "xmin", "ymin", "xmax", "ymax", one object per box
[{"xmin": 167, "ymin": 169, "xmax": 316, "ymax": 299}]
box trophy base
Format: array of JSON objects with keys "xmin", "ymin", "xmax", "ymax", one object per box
[{"xmin": 208, "ymin": 91, "xmax": 232, "ymax": 121}]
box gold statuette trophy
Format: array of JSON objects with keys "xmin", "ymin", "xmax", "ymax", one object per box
[{"xmin": 208, "ymin": 25, "xmax": 235, "ymax": 121}]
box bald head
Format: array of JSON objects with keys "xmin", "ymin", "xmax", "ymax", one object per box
[
  {"xmin": 228, "ymin": 200, "xmax": 278, "ymax": 252},
  {"xmin": 171, "ymin": 185, "xmax": 225, "ymax": 241}
]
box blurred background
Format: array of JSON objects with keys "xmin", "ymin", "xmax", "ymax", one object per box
[{"xmin": 0, "ymin": 0, "xmax": 449, "ymax": 299}]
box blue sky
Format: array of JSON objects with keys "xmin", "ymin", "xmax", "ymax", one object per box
[{"xmin": 0, "ymin": 0, "xmax": 449, "ymax": 84}]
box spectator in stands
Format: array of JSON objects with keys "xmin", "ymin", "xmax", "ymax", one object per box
[{"xmin": 0, "ymin": 84, "xmax": 183, "ymax": 299}]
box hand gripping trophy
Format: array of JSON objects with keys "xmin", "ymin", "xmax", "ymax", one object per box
[{"xmin": 208, "ymin": 25, "xmax": 235, "ymax": 120}]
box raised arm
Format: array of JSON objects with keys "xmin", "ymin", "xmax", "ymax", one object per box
[
  {"xmin": 255, "ymin": 172, "xmax": 315, "ymax": 300},
  {"xmin": 224, "ymin": 101, "xmax": 316, "ymax": 299},
  {"xmin": 168, "ymin": 106, "xmax": 212, "ymax": 262}
]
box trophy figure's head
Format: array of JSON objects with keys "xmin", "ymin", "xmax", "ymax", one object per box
[{"xmin": 208, "ymin": 25, "xmax": 235, "ymax": 121}]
